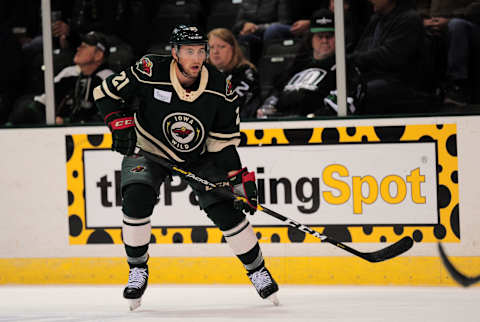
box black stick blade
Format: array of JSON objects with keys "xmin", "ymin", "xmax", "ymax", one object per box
[
  {"xmin": 438, "ymin": 243, "xmax": 480, "ymax": 287},
  {"xmin": 326, "ymin": 236, "xmax": 414, "ymax": 263},
  {"xmin": 363, "ymin": 236, "xmax": 414, "ymax": 262}
]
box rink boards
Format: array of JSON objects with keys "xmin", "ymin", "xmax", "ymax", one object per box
[{"xmin": 1, "ymin": 115, "xmax": 479, "ymax": 285}]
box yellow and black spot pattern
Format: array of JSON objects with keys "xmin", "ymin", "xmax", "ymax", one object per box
[{"xmin": 66, "ymin": 124, "xmax": 459, "ymax": 245}]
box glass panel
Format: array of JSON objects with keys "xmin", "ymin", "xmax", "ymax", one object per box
[{"xmin": 1, "ymin": 0, "xmax": 47, "ymax": 126}]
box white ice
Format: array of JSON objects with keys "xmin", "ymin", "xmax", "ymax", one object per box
[{"xmin": 0, "ymin": 285, "xmax": 479, "ymax": 322}]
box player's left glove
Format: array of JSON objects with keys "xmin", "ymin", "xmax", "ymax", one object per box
[{"xmin": 228, "ymin": 168, "xmax": 258, "ymax": 215}]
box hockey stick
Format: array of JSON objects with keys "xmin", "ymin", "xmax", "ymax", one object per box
[
  {"xmin": 139, "ymin": 150, "xmax": 414, "ymax": 263},
  {"xmin": 438, "ymin": 243, "xmax": 480, "ymax": 287}
]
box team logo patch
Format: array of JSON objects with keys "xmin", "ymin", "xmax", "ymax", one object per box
[
  {"xmin": 225, "ymin": 76, "xmax": 234, "ymax": 96},
  {"xmin": 130, "ymin": 165, "xmax": 146, "ymax": 173},
  {"xmin": 136, "ymin": 57, "xmax": 153, "ymax": 77},
  {"xmin": 163, "ymin": 113, "xmax": 205, "ymax": 152}
]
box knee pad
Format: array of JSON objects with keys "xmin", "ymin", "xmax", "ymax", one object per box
[
  {"xmin": 122, "ymin": 183, "xmax": 158, "ymax": 219},
  {"xmin": 204, "ymin": 199, "xmax": 246, "ymax": 232}
]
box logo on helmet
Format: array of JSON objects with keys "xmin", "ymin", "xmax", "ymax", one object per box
[{"xmin": 171, "ymin": 24, "xmax": 207, "ymax": 45}]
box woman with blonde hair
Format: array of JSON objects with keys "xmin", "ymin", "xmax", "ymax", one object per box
[{"xmin": 208, "ymin": 28, "xmax": 260, "ymax": 119}]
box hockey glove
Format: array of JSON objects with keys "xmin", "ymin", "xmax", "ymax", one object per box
[
  {"xmin": 228, "ymin": 168, "xmax": 258, "ymax": 215},
  {"xmin": 105, "ymin": 111, "xmax": 136, "ymax": 156}
]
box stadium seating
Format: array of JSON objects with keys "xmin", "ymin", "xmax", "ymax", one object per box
[
  {"xmin": 107, "ymin": 36, "xmax": 135, "ymax": 73},
  {"xmin": 151, "ymin": 0, "xmax": 205, "ymax": 45},
  {"xmin": 204, "ymin": 0, "xmax": 242, "ymax": 31},
  {"xmin": 257, "ymin": 38, "xmax": 302, "ymax": 99}
]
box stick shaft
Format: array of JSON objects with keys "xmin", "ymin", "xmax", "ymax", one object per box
[{"xmin": 140, "ymin": 150, "xmax": 413, "ymax": 262}]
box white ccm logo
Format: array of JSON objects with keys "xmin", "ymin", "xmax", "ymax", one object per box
[{"xmin": 113, "ymin": 119, "xmax": 133, "ymax": 127}]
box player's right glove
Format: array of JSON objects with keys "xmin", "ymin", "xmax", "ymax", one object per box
[
  {"xmin": 228, "ymin": 168, "xmax": 258, "ymax": 215},
  {"xmin": 104, "ymin": 111, "xmax": 136, "ymax": 156}
]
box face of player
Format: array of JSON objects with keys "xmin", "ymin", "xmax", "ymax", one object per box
[
  {"xmin": 208, "ymin": 36, "xmax": 233, "ymax": 71},
  {"xmin": 74, "ymin": 42, "xmax": 101, "ymax": 66},
  {"xmin": 174, "ymin": 44, "xmax": 207, "ymax": 79},
  {"xmin": 312, "ymin": 32, "xmax": 335, "ymax": 60}
]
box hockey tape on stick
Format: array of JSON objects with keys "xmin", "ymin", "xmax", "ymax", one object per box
[
  {"xmin": 140, "ymin": 150, "xmax": 414, "ymax": 263},
  {"xmin": 438, "ymin": 243, "xmax": 480, "ymax": 287}
]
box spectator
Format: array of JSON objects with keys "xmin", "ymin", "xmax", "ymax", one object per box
[
  {"xmin": 288, "ymin": 0, "xmax": 372, "ymax": 52},
  {"xmin": 288, "ymin": 1, "xmax": 327, "ymax": 37},
  {"xmin": 19, "ymin": 1, "xmax": 73, "ymax": 53},
  {"xmin": 232, "ymin": 0, "xmax": 293, "ymax": 64},
  {"xmin": 8, "ymin": 31, "xmax": 113, "ymax": 125},
  {"xmin": 257, "ymin": 9, "xmax": 364, "ymax": 118},
  {"xmin": 347, "ymin": 0, "xmax": 429, "ymax": 114},
  {"xmin": 419, "ymin": 0, "xmax": 480, "ymax": 106},
  {"xmin": 329, "ymin": 0, "xmax": 373, "ymax": 52},
  {"xmin": 21, "ymin": 0, "xmax": 130, "ymax": 53},
  {"xmin": 207, "ymin": 28, "xmax": 261, "ymax": 119}
]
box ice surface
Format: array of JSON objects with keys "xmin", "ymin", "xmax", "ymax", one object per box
[{"xmin": 0, "ymin": 285, "xmax": 479, "ymax": 322}]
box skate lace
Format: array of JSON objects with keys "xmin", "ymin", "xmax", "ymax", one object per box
[
  {"xmin": 249, "ymin": 268, "xmax": 272, "ymax": 291},
  {"xmin": 127, "ymin": 267, "xmax": 148, "ymax": 289}
]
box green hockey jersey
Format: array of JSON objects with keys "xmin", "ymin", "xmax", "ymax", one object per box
[{"xmin": 93, "ymin": 55, "xmax": 241, "ymax": 165}]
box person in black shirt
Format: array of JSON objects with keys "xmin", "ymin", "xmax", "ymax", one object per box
[
  {"xmin": 347, "ymin": 0, "xmax": 428, "ymax": 114},
  {"xmin": 8, "ymin": 31, "xmax": 113, "ymax": 125},
  {"xmin": 258, "ymin": 9, "xmax": 364, "ymax": 118},
  {"xmin": 208, "ymin": 28, "xmax": 261, "ymax": 119}
]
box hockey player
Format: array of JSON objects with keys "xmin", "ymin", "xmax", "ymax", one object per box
[{"xmin": 93, "ymin": 24, "xmax": 279, "ymax": 310}]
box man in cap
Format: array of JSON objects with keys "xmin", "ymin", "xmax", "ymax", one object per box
[
  {"xmin": 257, "ymin": 9, "xmax": 364, "ymax": 117},
  {"xmin": 93, "ymin": 24, "xmax": 279, "ymax": 311},
  {"xmin": 310, "ymin": 9, "xmax": 336, "ymax": 60},
  {"xmin": 8, "ymin": 31, "xmax": 113, "ymax": 125}
]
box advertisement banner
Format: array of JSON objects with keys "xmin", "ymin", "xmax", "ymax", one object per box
[{"xmin": 66, "ymin": 124, "xmax": 459, "ymax": 245}]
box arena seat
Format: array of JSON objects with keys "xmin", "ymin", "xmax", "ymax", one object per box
[
  {"xmin": 257, "ymin": 38, "xmax": 302, "ymax": 99},
  {"xmin": 205, "ymin": 0, "xmax": 242, "ymax": 31}
]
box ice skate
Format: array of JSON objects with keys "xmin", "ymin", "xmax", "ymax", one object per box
[
  {"xmin": 123, "ymin": 264, "xmax": 149, "ymax": 311},
  {"xmin": 248, "ymin": 266, "xmax": 279, "ymax": 306}
]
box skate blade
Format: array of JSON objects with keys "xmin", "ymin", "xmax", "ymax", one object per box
[
  {"xmin": 128, "ymin": 298, "xmax": 142, "ymax": 311},
  {"xmin": 266, "ymin": 293, "xmax": 279, "ymax": 306}
]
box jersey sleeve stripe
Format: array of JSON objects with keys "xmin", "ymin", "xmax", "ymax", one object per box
[
  {"xmin": 206, "ymin": 136, "xmax": 241, "ymax": 152},
  {"xmin": 93, "ymin": 85, "xmax": 105, "ymax": 100},
  {"xmin": 208, "ymin": 131, "xmax": 241, "ymax": 139},
  {"xmin": 101, "ymin": 80, "xmax": 122, "ymax": 100}
]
